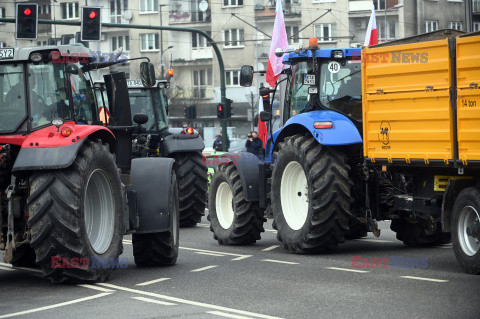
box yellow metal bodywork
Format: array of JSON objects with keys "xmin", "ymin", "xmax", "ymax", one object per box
[
  {"xmin": 433, "ymin": 175, "xmax": 474, "ymax": 192},
  {"xmin": 363, "ymin": 35, "xmax": 480, "ymax": 165},
  {"xmin": 456, "ymin": 35, "xmax": 480, "ymax": 163}
]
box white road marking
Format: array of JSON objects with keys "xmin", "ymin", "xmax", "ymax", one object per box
[
  {"xmin": 78, "ymin": 284, "xmax": 116, "ymax": 292},
  {"xmin": 400, "ymin": 276, "xmax": 448, "ymax": 283},
  {"xmin": 123, "ymin": 238, "xmax": 132, "ymax": 243},
  {"xmin": 0, "ymin": 266, "xmax": 15, "ymax": 271},
  {"xmin": 191, "ymin": 265, "xmax": 218, "ymax": 272},
  {"xmin": 207, "ymin": 310, "xmax": 254, "ymax": 319},
  {"xmin": 180, "ymin": 247, "xmax": 251, "ymax": 260},
  {"xmin": 439, "ymin": 245, "xmax": 452, "ymax": 249},
  {"xmin": 97, "ymin": 283, "xmax": 283, "ymax": 319},
  {"xmin": 136, "ymin": 278, "xmax": 171, "ymax": 286},
  {"xmin": 122, "ymin": 240, "xmax": 132, "ymax": 245},
  {"xmin": 195, "ymin": 252, "xmax": 226, "ymax": 257},
  {"xmin": 0, "ymin": 293, "xmax": 112, "ymax": 318},
  {"xmin": 261, "ymin": 259, "xmax": 299, "ymax": 265},
  {"xmin": 197, "ymin": 223, "xmax": 211, "ymax": 228},
  {"xmin": 0, "ymin": 262, "xmax": 42, "ymax": 273},
  {"xmin": 354, "ymin": 238, "xmax": 394, "ymax": 243},
  {"xmin": 262, "ymin": 245, "xmax": 280, "ymax": 252},
  {"xmin": 325, "ymin": 267, "xmax": 370, "ymax": 273},
  {"xmin": 14, "ymin": 267, "xmax": 42, "ymax": 273},
  {"xmin": 131, "ymin": 296, "xmax": 177, "ymax": 306},
  {"xmin": 264, "ymin": 229, "xmax": 277, "ymax": 233},
  {"xmin": 0, "ymin": 262, "xmax": 12, "ymax": 267}
]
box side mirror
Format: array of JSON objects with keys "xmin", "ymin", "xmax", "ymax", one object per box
[
  {"xmin": 140, "ymin": 62, "xmax": 156, "ymax": 87},
  {"xmin": 240, "ymin": 65, "xmax": 254, "ymax": 87},
  {"xmin": 133, "ymin": 113, "xmax": 149, "ymax": 125},
  {"xmin": 260, "ymin": 111, "xmax": 272, "ymax": 122}
]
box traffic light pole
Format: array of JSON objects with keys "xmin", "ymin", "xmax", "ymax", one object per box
[{"xmin": 0, "ymin": 17, "xmax": 229, "ymax": 151}]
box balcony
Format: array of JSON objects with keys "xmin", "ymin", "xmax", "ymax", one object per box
[{"xmin": 255, "ymin": 1, "xmax": 301, "ymax": 20}]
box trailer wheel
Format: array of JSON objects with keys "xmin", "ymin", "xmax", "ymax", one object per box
[
  {"xmin": 208, "ymin": 165, "xmax": 265, "ymax": 245},
  {"xmin": 27, "ymin": 140, "xmax": 124, "ymax": 283},
  {"xmin": 173, "ymin": 152, "xmax": 208, "ymax": 227},
  {"xmin": 390, "ymin": 219, "xmax": 443, "ymax": 246},
  {"xmin": 133, "ymin": 171, "xmax": 179, "ymax": 266},
  {"xmin": 272, "ymin": 135, "xmax": 350, "ymax": 253},
  {"xmin": 452, "ymin": 187, "xmax": 480, "ymax": 274}
]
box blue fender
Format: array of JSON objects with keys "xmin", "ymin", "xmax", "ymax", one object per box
[{"xmin": 271, "ymin": 110, "xmax": 362, "ymax": 148}]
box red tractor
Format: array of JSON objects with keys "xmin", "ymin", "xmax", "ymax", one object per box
[{"xmin": 0, "ymin": 45, "xmax": 179, "ymax": 282}]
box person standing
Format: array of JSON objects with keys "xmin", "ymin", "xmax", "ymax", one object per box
[
  {"xmin": 245, "ymin": 131, "xmax": 263, "ymax": 156},
  {"xmin": 213, "ymin": 131, "xmax": 229, "ymax": 152}
]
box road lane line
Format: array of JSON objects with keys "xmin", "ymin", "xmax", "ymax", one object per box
[
  {"xmin": 122, "ymin": 241, "xmax": 132, "ymax": 245},
  {"xmin": 131, "ymin": 296, "xmax": 177, "ymax": 306},
  {"xmin": 180, "ymin": 247, "xmax": 251, "ymax": 260},
  {"xmin": 197, "ymin": 223, "xmax": 211, "ymax": 228},
  {"xmin": 0, "ymin": 262, "xmax": 12, "ymax": 267},
  {"xmin": 207, "ymin": 310, "xmax": 254, "ymax": 319},
  {"xmin": 78, "ymin": 284, "xmax": 116, "ymax": 292},
  {"xmin": 439, "ymin": 245, "xmax": 452, "ymax": 249},
  {"xmin": 136, "ymin": 278, "xmax": 171, "ymax": 286},
  {"xmin": 0, "ymin": 293, "xmax": 112, "ymax": 318},
  {"xmin": 354, "ymin": 238, "xmax": 394, "ymax": 243},
  {"xmin": 400, "ymin": 276, "xmax": 448, "ymax": 283},
  {"xmin": 262, "ymin": 259, "xmax": 299, "ymax": 265},
  {"xmin": 195, "ymin": 252, "xmax": 226, "ymax": 257},
  {"xmin": 123, "ymin": 238, "xmax": 132, "ymax": 242},
  {"xmin": 191, "ymin": 265, "xmax": 218, "ymax": 272},
  {"xmin": 325, "ymin": 267, "xmax": 369, "ymax": 273},
  {"xmin": 0, "ymin": 266, "xmax": 15, "ymax": 271},
  {"xmin": 262, "ymin": 245, "xmax": 280, "ymax": 252},
  {"xmin": 97, "ymin": 283, "xmax": 283, "ymax": 319},
  {"xmin": 264, "ymin": 229, "xmax": 276, "ymax": 232}
]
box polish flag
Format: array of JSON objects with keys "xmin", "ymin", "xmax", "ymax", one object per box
[
  {"xmin": 266, "ymin": 0, "xmax": 289, "ymax": 87},
  {"xmin": 364, "ymin": 4, "xmax": 378, "ymax": 46},
  {"xmin": 257, "ymin": 95, "xmax": 268, "ymax": 146}
]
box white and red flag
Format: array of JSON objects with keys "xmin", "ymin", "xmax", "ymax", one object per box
[
  {"xmin": 364, "ymin": 3, "xmax": 378, "ymax": 46},
  {"xmin": 257, "ymin": 96, "xmax": 268, "ymax": 146},
  {"xmin": 266, "ymin": 0, "xmax": 289, "ymax": 87}
]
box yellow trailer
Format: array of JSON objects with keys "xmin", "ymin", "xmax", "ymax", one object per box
[{"xmin": 362, "ymin": 31, "xmax": 480, "ymax": 274}]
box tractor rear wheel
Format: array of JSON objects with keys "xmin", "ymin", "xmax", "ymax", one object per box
[
  {"xmin": 173, "ymin": 152, "xmax": 208, "ymax": 227},
  {"xmin": 208, "ymin": 165, "xmax": 265, "ymax": 245},
  {"xmin": 27, "ymin": 139, "xmax": 124, "ymax": 283},
  {"xmin": 272, "ymin": 134, "xmax": 351, "ymax": 253},
  {"xmin": 133, "ymin": 171, "xmax": 179, "ymax": 266}
]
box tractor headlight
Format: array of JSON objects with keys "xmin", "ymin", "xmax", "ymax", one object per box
[{"xmin": 332, "ymin": 51, "xmax": 344, "ymax": 59}]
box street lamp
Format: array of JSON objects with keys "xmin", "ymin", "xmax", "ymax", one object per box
[
  {"xmin": 159, "ymin": 4, "xmax": 168, "ymax": 76},
  {"xmin": 384, "ymin": 3, "xmax": 403, "ymax": 42},
  {"xmin": 161, "ymin": 45, "xmax": 174, "ymax": 78}
]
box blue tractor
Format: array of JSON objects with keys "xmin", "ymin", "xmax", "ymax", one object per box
[{"xmin": 207, "ymin": 39, "xmax": 366, "ymax": 252}]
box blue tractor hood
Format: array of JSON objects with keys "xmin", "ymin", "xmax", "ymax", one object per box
[{"xmin": 282, "ymin": 48, "xmax": 362, "ymax": 64}]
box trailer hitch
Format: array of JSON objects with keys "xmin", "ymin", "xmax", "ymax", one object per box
[{"xmin": 466, "ymin": 221, "xmax": 480, "ymax": 240}]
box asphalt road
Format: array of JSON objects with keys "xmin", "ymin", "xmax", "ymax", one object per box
[{"xmin": 1, "ymin": 216, "xmax": 479, "ymax": 319}]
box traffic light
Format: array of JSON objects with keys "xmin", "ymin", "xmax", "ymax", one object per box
[
  {"xmin": 225, "ymin": 98, "xmax": 233, "ymax": 119},
  {"xmin": 16, "ymin": 4, "xmax": 38, "ymax": 40},
  {"xmin": 217, "ymin": 104, "xmax": 225, "ymax": 119},
  {"xmin": 81, "ymin": 7, "xmax": 101, "ymax": 41}
]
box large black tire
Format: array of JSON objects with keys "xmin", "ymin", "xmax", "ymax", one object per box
[
  {"xmin": 27, "ymin": 139, "xmax": 124, "ymax": 283},
  {"xmin": 390, "ymin": 218, "xmax": 443, "ymax": 247},
  {"xmin": 208, "ymin": 165, "xmax": 265, "ymax": 245},
  {"xmin": 451, "ymin": 187, "xmax": 480, "ymax": 274},
  {"xmin": 173, "ymin": 152, "xmax": 208, "ymax": 227},
  {"xmin": 132, "ymin": 171, "xmax": 179, "ymax": 266},
  {"xmin": 272, "ymin": 134, "xmax": 351, "ymax": 253},
  {"xmin": 344, "ymin": 220, "xmax": 368, "ymax": 239}
]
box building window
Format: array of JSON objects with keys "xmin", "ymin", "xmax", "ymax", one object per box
[
  {"xmin": 374, "ymin": 0, "xmax": 386, "ymax": 10},
  {"xmin": 224, "ymin": 29, "xmax": 244, "ymax": 47},
  {"xmin": 425, "ymin": 20, "xmax": 438, "ymax": 33},
  {"xmin": 140, "ymin": 0, "xmax": 158, "ymax": 13},
  {"xmin": 140, "ymin": 34, "xmax": 159, "ymax": 51},
  {"xmin": 0, "ymin": 42, "xmax": 7, "ymax": 48},
  {"xmin": 0, "ymin": 7, "xmax": 5, "ymax": 18},
  {"xmin": 61, "ymin": 2, "xmax": 79, "ymax": 19},
  {"xmin": 192, "ymin": 31, "xmax": 212, "ymax": 49},
  {"xmin": 286, "ymin": 26, "xmax": 299, "ymax": 45},
  {"xmin": 38, "ymin": 5, "xmax": 51, "ymax": 15},
  {"xmin": 111, "ymin": 0, "xmax": 129, "ymax": 23},
  {"xmin": 378, "ymin": 21, "xmax": 396, "ymax": 41},
  {"xmin": 448, "ymin": 21, "xmax": 463, "ymax": 31},
  {"xmin": 225, "ymin": 70, "xmax": 240, "ymax": 86},
  {"xmin": 474, "ymin": 0, "xmax": 480, "ymax": 12},
  {"xmin": 314, "ymin": 23, "xmax": 337, "ymax": 42},
  {"xmin": 193, "ymin": 69, "xmax": 212, "ymax": 99},
  {"xmin": 474, "ymin": 22, "xmax": 480, "ymax": 32},
  {"xmin": 112, "ymin": 35, "xmax": 130, "ymax": 51},
  {"xmin": 223, "ymin": 0, "xmax": 243, "ymax": 6}
]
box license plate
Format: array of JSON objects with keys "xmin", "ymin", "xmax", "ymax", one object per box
[
  {"xmin": 0, "ymin": 48, "xmax": 14, "ymax": 59},
  {"xmin": 303, "ymin": 74, "xmax": 315, "ymax": 85},
  {"xmin": 308, "ymin": 87, "xmax": 318, "ymax": 94}
]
